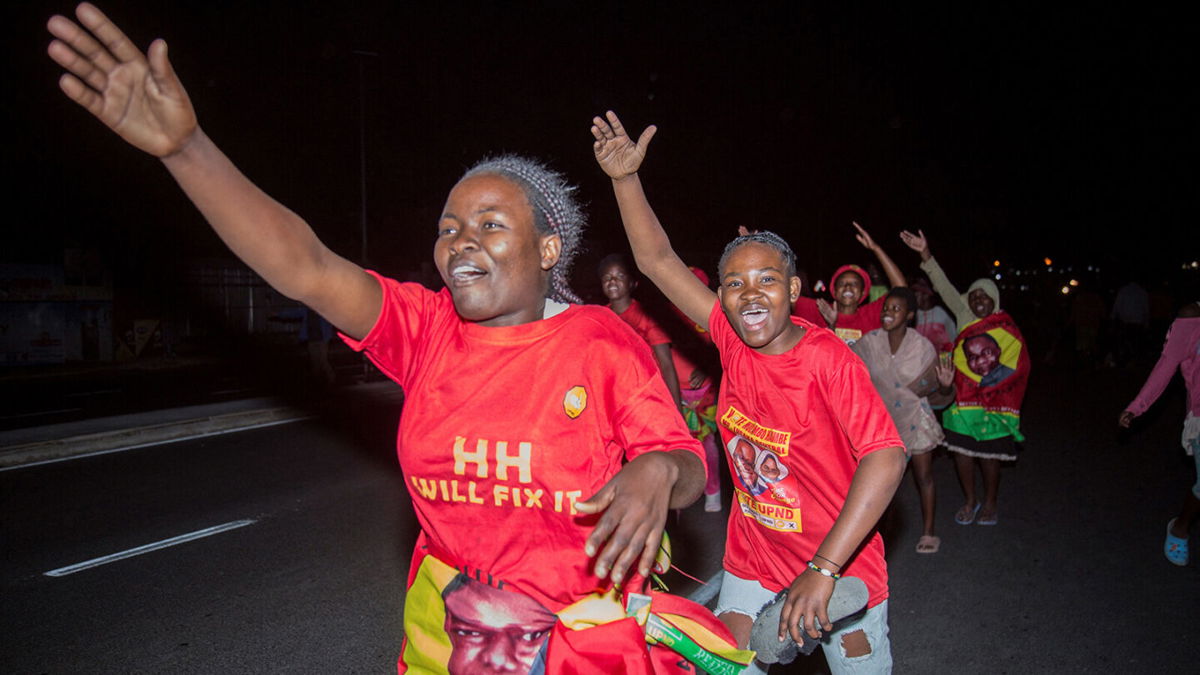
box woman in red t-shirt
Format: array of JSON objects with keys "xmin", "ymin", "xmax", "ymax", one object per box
[{"xmin": 47, "ymin": 8, "xmax": 711, "ymax": 672}]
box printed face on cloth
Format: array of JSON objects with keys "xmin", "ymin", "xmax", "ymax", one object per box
[
  {"xmin": 598, "ymin": 260, "xmax": 636, "ymax": 304},
  {"xmin": 733, "ymin": 437, "xmax": 759, "ymax": 489},
  {"xmin": 964, "ymin": 334, "xmax": 1001, "ymax": 377},
  {"xmin": 755, "ymin": 451, "xmax": 789, "ymax": 484},
  {"xmin": 435, "ymin": 174, "xmax": 561, "ymax": 327},
  {"xmin": 442, "ymin": 575, "xmax": 556, "ymax": 674},
  {"xmin": 717, "ymin": 242, "xmax": 803, "ymax": 355}
]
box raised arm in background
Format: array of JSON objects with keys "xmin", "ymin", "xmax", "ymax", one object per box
[
  {"xmin": 900, "ymin": 229, "xmax": 969, "ymax": 323},
  {"xmin": 855, "ymin": 221, "xmax": 907, "ymax": 289}
]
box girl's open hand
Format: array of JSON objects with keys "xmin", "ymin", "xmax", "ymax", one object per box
[
  {"xmin": 47, "ymin": 3, "xmax": 197, "ymax": 157},
  {"xmin": 592, "ymin": 110, "xmax": 657, "ymax": 180}
]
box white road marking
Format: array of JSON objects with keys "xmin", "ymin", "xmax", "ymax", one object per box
[
  {"xmin": 0, "ymin": 416, "xmax": 311, "ymax": 473},
  {"xmin": 44, "ymin": 519, "xmax": 257, "ymax": 577},
  {"xmin": 686, "ymin": 570, "xmax": 725, "ymax": 606}
]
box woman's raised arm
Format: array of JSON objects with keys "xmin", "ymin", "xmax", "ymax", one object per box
[{"xmin": 47, "ymin": 3, "xmax": 380, "ymax": 338}]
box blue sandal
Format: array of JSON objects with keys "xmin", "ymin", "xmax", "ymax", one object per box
[{"xmin": 1165, "ymin": 518, "xmax": 1189, "ymax": 566}]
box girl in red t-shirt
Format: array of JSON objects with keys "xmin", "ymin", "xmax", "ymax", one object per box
[{"xmin": 594, "ymin": 110, "xmax": 907, "ymax": 674}]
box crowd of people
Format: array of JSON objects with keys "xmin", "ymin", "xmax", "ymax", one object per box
[{"xmin": 45, "ymin": 4, "xmax": 1197, "ymax": 674}]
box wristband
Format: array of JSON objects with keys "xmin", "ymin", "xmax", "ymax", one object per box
[{"xmin": 806, "ymin": 560, "xmax": 841, "ymax": 580}]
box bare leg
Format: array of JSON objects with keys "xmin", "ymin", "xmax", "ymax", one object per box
[
  {"xmin": 1171, "ymin": 492, "xmax": 1200, "ymax": 537},
  {"xmin": 910, "ymin": 452, "xmax": 936, "ymax": 537},
  {"xmin": 978, "ymin": 458, "xmax": 1001, "ymax": 520},
  {"xmin": 953, "ymin": 452, "xmax": 977, "ymax": 521}
]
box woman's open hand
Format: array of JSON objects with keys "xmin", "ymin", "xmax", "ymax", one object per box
[{"xmin": 47, "ymin": 2, "xmax": 197, "ymax": 157}]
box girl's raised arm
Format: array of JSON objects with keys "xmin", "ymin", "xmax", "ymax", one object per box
[
  {"xmin": 592, "ymin": 111, "xmax": 716, "ymax": 329},
  {"xmin": 47, "ymin": 3, "xmax": 380, "ymax": 339}
]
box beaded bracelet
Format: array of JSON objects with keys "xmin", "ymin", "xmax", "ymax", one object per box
[{"xmin": 806, "ymin": 560, "xmax": 841, "ymax": 580}]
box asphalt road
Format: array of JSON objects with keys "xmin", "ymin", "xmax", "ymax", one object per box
[{"xmin": 2, "ymin": 364, "xmax": 1197, "ymax": 673}]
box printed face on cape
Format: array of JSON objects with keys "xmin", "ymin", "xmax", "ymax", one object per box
[{"xmin": 956, "ymin": 329, "xmax": 1020, "ymax": 387}]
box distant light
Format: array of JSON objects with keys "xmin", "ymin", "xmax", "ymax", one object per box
[
  {"xmin": 1048, "ymin": 266, "xmax": 1054, "ymax": 272},
  {"xmin": 993, "ymin": 260, "xmax": 1001, "ymax": 267},
  {"xmin": 1061, "ymin": 286, "xmax": 1070, "ymax": 295},
  {"xmin": 1021, "ymin": 285, "xmax": 1030, "ymax": 291},
  {"xmin": 995, "ymin": 273, "xmax": 1002, "ymax": 280},
  {"xmin": 1192, "ymin": 261, "xmax": 1199, "ymax": 269},
  {"xmin": 1069, "ymin": 279, "xmax": 1079, "ymax": 287},
  {"xmin": 1044, "ymin": 257, "xmax": 1053, "ymax": 266}
]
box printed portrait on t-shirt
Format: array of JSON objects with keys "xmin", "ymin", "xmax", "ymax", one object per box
[
  {"xmin": 728, "ymin": 436, "xmax": 768, "ymax": 496},
  {"xmin": 755, "ymin": 450, "xmax": 789, "ymax": 485}
]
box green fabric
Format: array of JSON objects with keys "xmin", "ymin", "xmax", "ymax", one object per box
[{"xmin": 942, "ymin": 404, "xmax": 1024, "ymax": 443}]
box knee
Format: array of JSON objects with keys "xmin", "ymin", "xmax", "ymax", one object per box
[{"xmin": 840, "ymin": 629, "xmax": 872, "ymax": 658}]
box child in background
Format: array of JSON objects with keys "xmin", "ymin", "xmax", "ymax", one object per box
[
  {"xmin": 594, "ymin": 110, "xmax": 906, "ymax": 674},
  {"xmin": 852, "ymin": 287, "xmax": 955, "ymax": 553},
  {"xmin": 599, "ymin": 253, "xmax": 684, "ymax": 407},
  {"xmin": 601, "ymin": 254, "xmax": 725, "ymax": 511}
]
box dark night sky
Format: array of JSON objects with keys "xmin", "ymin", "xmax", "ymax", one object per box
[{"xmin": 6, "ymin": 1, "xmax": 1197, "ymax": 304}]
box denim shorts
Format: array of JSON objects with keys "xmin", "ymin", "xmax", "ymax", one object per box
[{"xmin": 715, "ymin": 570, "xmax": 893, "ymax": 674}]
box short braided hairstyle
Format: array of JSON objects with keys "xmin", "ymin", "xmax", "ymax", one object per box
[
  {"xmin": 718, "ymin": 230, "xmax": 797, "ymax": 279},
  {"xmin": 461, "ymin": 155, "xmax": 586, "ymax": 304}
]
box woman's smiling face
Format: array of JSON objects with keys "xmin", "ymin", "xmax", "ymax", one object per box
[{"xmin": 434, "ymin": 174, "xmax": 560, "ymax": 327}]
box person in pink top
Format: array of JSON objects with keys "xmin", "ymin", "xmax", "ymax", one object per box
[{"xmin": 1119, "ymin": 301, "xmax": 1200, "ymax": 566}]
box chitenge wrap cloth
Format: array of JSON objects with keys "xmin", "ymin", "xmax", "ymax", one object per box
[
  {"xmin": 398, "ymin": 534, "xmax": 754, "ymax": 675},
  {"xmin": 943, "ymin": 310, "xmax": 1031, "ymax": 443}
]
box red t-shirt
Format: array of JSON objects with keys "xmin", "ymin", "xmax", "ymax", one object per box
[
  {"xmin": 612, "ymin": 299, "xmax": 671, "ymax": 347},
  {"xmin": 343, "ymin": 272, "xmax": 703, "ymax": 611},
  {"xmin": 831, "ymin": 296, "xmax": 885, "ymax": 345},
  {"xmin": 793, "ymin": 297, "xmax": 826, "ymax": 325},
  {"xmin": 708, "ymin": 301, "xmax": 901, "ymax": 608}
]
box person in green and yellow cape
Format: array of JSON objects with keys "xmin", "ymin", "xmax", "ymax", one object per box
[{"xmin": 900, "ymin": 229, "xmax": 1031, "ymax": 527}]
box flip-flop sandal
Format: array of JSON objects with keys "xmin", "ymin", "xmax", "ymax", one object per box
[
  {"xmin": 1165, "ymin": 518, "xmax": 1189, "ymax": 566},
  {"xmin": 976, "ymin": 510, "xmax": 999, "ymax": 526},
  {"xmin": 748, "ymin": 576, "xmax": 869, "ymax": 665},
  {"xmin": 915, "ymin": 535, "xmax": 941, "ymax": 554},
  {"xmin": 955, "ymin": 503, "xmax": 981, "ymax": 525}
]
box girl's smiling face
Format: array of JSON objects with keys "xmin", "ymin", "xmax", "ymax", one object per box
[
  {"xmin": 598, "ymin": 260, "xmax": 636, "ymax": 304},
  {"xmin": 880, "ymin": 294, "xmax": 914, "ymax": 333},
  {"xmin": 833, "ymin": 270, "xmax": 866, "ymax": 310},
  {"xmin": 718, "ymin": 242, "xmax": 804, "ymax": 355}
]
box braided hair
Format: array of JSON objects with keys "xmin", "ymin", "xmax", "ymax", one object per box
[
  {"xmin": 718, "ymin": 230, "xmax": 797, "ymax": 279},
  {"xmin": 461, "ymin": 155, "xmax": 586, "ymax": 304}
]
